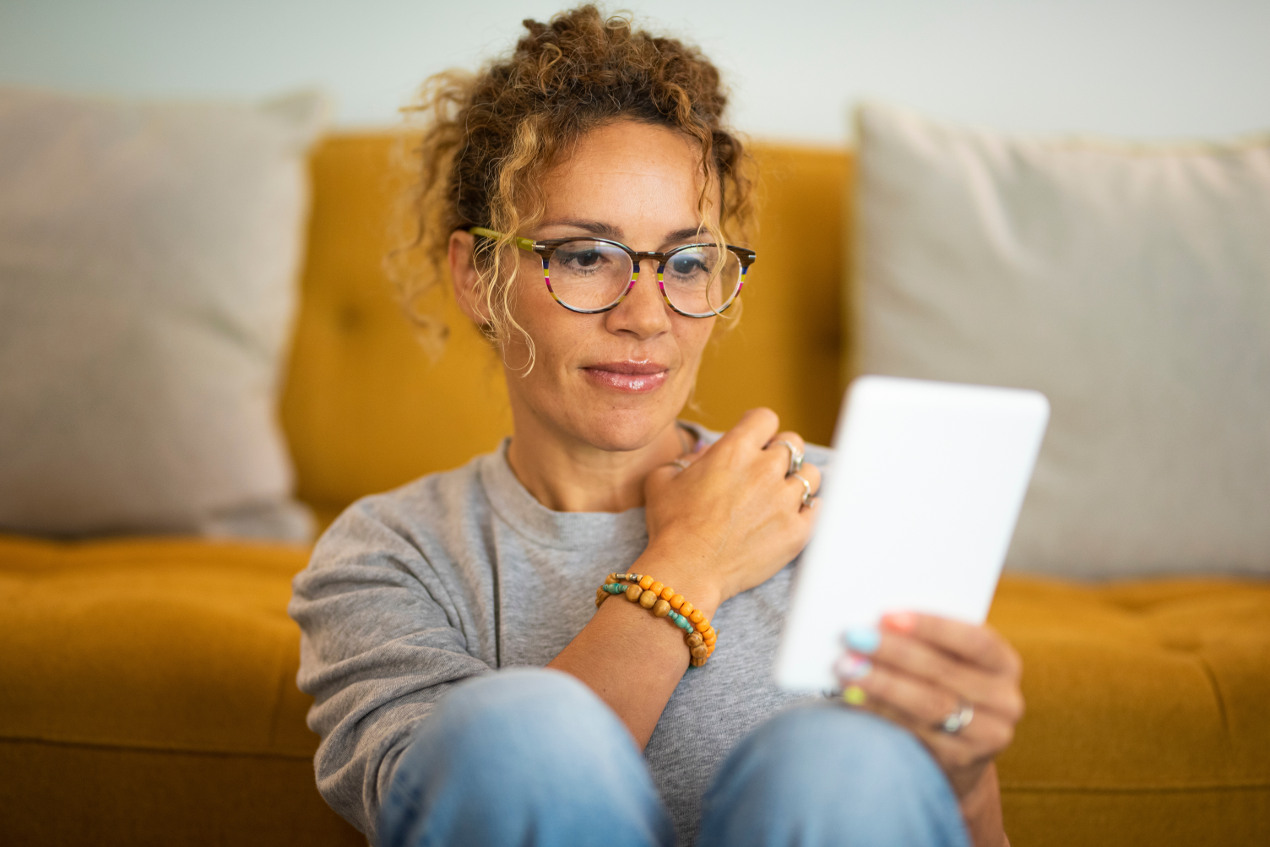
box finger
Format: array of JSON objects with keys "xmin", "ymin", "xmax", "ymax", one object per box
[
  {"xmin": 838, "ymin": 680, "xmax": 951, "ymax": 748},
  {"xmin": 718, "ymin": 407, "xmax": 782, "ymax": 451},
  {"xmin": 764, "ymin": 430, "xmax": 807, "ymax": 475},
  {"xmin": 860, "ymin": 627, "xmax": 1021, "ymax": 718},
  {"xmin": 843, "ymin": 663, "xmax": 1017, "ymax": 762},
  {"xmin": 787, "ymin": 465, "xmax": 822, "ymax": 512},
  {"xmin": 882, "ymin": 613, "xmax": 1023, "ymax": 679},
  {"xmin": 644, "ymin": 462, "xmax": 682, "ymax": 494},
  {"xmin": 846, "ymin": 659, "xmax": 972, "ymax": 736},
  {"xmin": 646, "ymin": 450, "xmax": 697, "ymax": 487}
]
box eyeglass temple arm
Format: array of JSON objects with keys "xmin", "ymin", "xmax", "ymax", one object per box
[{"xmin": 468, "ymin": 226, "xmax": 538, "ymax": 254}]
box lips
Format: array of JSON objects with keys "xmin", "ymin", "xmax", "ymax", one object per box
[{"xmin": 583, "ymin": 360, "xmax": 669, "ymax": 393}]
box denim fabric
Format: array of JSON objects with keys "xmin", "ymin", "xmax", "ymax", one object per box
[{"xmin": 378, "ymin": 668, "xmax": 969, "ymax": 847}]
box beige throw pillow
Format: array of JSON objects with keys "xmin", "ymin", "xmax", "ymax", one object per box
[
  {"xmin": 852, "ymin": 102, "xmax": 1270, "ymax": 578},
  {"xmin": 0, "ymin": 88, "xmax": 325, "ymax": 540}
]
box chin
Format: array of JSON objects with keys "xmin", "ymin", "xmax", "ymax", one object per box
[{"xmin": 575, "ymin": 405, "xmax": 681, "ymax": 454}]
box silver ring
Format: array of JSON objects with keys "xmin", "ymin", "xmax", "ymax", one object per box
[
  {"xmin": 775, "ymin": 439, "xmax": 804, "ymax": 475},
  {"xmin": 670, "ymin": 458, "xmax": 691, "ymax": 472},
  {"xmin": 938, "ymin": 700, "xmax": 975, "ymax": 735},
  {"xmin": 790, "ymin": 472, "xmax": 815, "ymax": 510}
]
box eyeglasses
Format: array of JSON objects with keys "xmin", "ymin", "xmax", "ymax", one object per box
[{"xmin": 468, "ymin": 226, "xmax": 756, "ymax": 318}]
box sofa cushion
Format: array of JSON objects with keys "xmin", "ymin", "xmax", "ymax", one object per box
[
  {"xmin": 990, "ymin": 574, "xmax": 1270, "ymax": 845},
  {"xmin": 851, "ymin": 101, "xmax": 1270, "ymax": 579},
  {"xmin": 0, "ymin": 88, "xmax": 325, "ymax": 541},
  {"xmin": 0, "ymin": 534, "xmax": 362, "ymax": 844},
  {"xmin": 3, "ymin": 534, "xmax": 1264, "ymax": 844}
]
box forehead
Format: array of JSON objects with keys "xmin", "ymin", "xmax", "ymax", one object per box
[{"xmin": 539, "ymin": 120, "xmax": 710, "ymax": 220}]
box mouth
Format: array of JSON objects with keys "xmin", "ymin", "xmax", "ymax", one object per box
[{"xmin": 582, "ymin": 360, "xmax": 670, "ymax": 393}]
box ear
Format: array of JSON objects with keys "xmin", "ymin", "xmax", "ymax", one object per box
[{"xmin": 448, "ymin": 229, "xmax": 489, "ymax": 326}]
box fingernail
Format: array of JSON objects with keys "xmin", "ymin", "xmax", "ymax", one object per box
[
  {"xmin": 834, "ymin": 653, "xmax": 873, "ymax": 681},
  {"xmin": 883, "ymin": 612, "xmax": 917, "ymax": 633},
  {"xmin": 843, "ymin": 626, "xmax": 880, "ymax": 654},
  {"xmin": 843, "ymin": 685, "xmax": 867, "ymax": 706}
]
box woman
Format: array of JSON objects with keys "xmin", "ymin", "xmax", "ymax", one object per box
[{"xmin": 290, "ymin": 6, "xmax": 1022, "ymax": 846}]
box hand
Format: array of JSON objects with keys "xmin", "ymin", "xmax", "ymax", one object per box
[
  {"xmin": 641, "ymin": 408, "xmax": 820, "ymax": 610},
  {"xmin": 835, "ymin": 612, "xmax": 1024, "ymax": 802}
]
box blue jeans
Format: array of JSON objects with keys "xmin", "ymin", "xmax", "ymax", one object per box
[{"xmin": 378, "ymin": 668, "xmax": 969, "ymax": 847}]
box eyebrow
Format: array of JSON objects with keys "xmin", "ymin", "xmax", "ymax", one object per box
[{"xmin": 537, "ymin": 219, "xmax": 710, "ymax": 248}]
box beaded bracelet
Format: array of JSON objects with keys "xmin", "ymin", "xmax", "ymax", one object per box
[{"xmin": 595, "ymin": 572, "xmax": 717, "ymax": 667}]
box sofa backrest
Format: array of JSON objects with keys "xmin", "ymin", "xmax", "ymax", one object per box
[{"xmin": 281, "ymin": 134, "xmax": 853, "ymax": 522}]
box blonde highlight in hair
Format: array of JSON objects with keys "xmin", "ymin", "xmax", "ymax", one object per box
[{"xmin": 390, "ymin": 4, "xmax": 756, "ymax": 364}]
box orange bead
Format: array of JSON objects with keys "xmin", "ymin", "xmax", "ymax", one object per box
[
  {"xmin": 704, "ymin": 630, "xmax": 716, "ymax": 645},
  {"xmin": 660, "ymin": 586, "xmax": 675, "ymax": 601},
  {"xmin": 689, "ymin": 610, "xmax": 705, "ymax": 624},
  {"xmin": 638, "ymin": 575, "xmax": 654, "ymax": 590},
  {"xmin": 625, "ymin": 584, "xmax": 643, "ymax": 602},
  {"xmin": 652, "ymin": 599, "xmax": 671, "ymax": 617},
  {"xmin": 694, "ymin": 618, "xmax": 710, "ymax": 633},
  {"xmin": 669, "ymin": 594, "xmax": 685, "ymax": 610},
  {"xmin": 680, "ymin": 602, "xmax": 694, "ymax": 618},
  {"xmin": 650, "ymin": 581, "xmax": 664, "ymax": 595}
]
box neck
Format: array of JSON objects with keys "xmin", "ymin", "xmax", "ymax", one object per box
[{"xmin": 506, "ymin": 422, "xmax": 695, "ymax": 513}]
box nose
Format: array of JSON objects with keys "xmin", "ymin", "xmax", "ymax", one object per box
[{"xmin": 604, "ymin": 262, "xmax": 672, "ymax": 338}]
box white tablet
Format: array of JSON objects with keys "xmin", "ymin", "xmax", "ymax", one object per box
[{"xmin": 775, "ymin": 375, "xmax": 1049, "ymax": 692}]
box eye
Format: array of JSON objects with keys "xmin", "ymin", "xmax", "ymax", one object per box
[
  {"xmin": 559, "ymin": 247, "xmax": 602, "ymax": 270},
  {"xmin": 553, "ymin": 241, "xmax": 622, "ymax": 276},
  {"xmin": 666, "ymin": 250, "xmax": 710, "ymax": 278}
]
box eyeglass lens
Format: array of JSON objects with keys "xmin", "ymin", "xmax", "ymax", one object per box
[{"xmin": 546, "ymin": 240, "xmax": 742, "ymax": 315}]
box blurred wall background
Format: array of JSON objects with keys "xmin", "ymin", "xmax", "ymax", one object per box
[{"xmin": 1, "ymin": 0, "xmax": 1267, "ymax": 142}]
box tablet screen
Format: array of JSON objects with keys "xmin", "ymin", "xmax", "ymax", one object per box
[{"xmin": 775, "ymin": 376, "xmax": 1049, "ymax": 692}]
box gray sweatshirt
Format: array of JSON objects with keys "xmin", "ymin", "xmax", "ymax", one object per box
[{"xmin": 289, "ymin": 434, "xmax": 828, "ymax": 844}]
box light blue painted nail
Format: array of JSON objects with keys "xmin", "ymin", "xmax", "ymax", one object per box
[{"xmin": 843, "ymin": 626, "xmax": 880, "ymax": 654}]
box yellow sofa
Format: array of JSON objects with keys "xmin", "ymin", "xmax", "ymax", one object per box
[{"xmin": 2, "ymin": 133, "xmax": 1267, "ymax": 846}]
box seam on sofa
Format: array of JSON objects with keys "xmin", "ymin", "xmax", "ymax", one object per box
[
  {"xmin": 1192, "ymin": 652, "xmax": 1233, "ymax": 747},
  {"xmin": 0, "ymin": 735, "xmax": 315, "ymax": 761}
]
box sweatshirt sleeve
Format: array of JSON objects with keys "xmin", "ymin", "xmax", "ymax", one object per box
[{"xmin": 288, "ymin": 494, "xmax": 493, "ymax": 839}]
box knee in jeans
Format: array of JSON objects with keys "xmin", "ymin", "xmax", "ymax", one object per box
[
  {"xmin": 711, "ymin": 704, "xmax": 952, "ymax": 817},
  {"xmin": 415, "ymin": 667, "xmax": 660, "ymax": 782},
  {"xmin": 699, "ymin": 706, "xmax": 966, "ymax": 847},
  {"xmin": 425, "ymin": 668, "xmax": 625, "ymax": 764},
  {"xmin": 381, "ymin": 669, "xmax": 671, "ymax": 847}
]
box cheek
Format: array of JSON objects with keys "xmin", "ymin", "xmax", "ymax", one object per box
[
  {"xmin": 679, "ymin": 319, "xmax": 716, "ymax": 360},
  {"xmin": 500, "ymin": 270, "xmax": 558, "ymax": 346}
]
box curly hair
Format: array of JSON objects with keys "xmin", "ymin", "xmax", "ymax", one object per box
[{"xmin": 392, "ymin": 3, "xmax": 756, "ymax": 362}]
